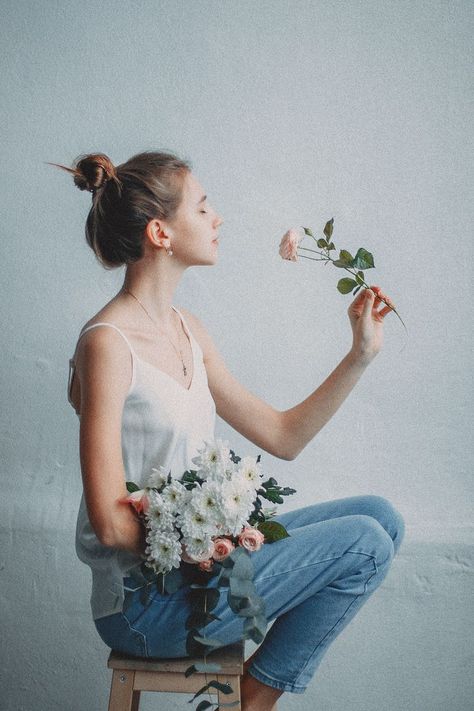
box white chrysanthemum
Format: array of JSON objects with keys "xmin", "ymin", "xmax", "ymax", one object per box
[
  {"xmin": 189, "ymin": 481, "xmax": 221, "ymax": 523},
  {"xmin": 182, "ymin": 534, "xmax": 214, "ymax": 561},
  {"xmin": 236, "ymin": 456, "xmax": 262, "ymax": 491},
  {"xmin": 218, "ymin": 478, "xmax": 256, "ymax": 536},
  {"xmin": 179, "ymin": 502, "xmax": 218, "ymax": 539},
  {"xmin": 191, "ymin": 439, "xmax": 231, "ymax": 481},
  {"xmin": 145, "ymin": 529, "xmax": 181, "ymax": 574},
  {"xmin": 145, "ymin": 490, "xmax": 174, "ymax": 531},
  {"xmin": 146, "ymin": 465, "xmax": 169, "ymax": 490},
  {"xmin": 161, "ymin": 479, "xmax": 190, "ymax": 512}
]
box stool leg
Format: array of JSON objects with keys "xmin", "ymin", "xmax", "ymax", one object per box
[
  {"xmin": 131, "ymin": 689, "xmax": 141, "ymax": 711},
  {"xmin": 217, "ymin": 674, "xmax": 241, "ymax": 710},
  {"xmin": 108, "ymin": 668, "xmax": 137, "ymax": 711}
]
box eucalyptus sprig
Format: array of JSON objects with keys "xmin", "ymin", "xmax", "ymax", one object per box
[{"xmin": 297, "ymin": 219, "xmax": 407, "ymax": 333}]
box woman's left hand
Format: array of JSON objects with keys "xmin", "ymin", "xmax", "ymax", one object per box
[{"xmin": 347, "ymin": 285, "xmax": 396, "ymax": 365}]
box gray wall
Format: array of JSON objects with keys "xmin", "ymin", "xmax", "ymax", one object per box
[{"xmin": 1, "ymin": 1, "xmax": 472, "ymax": 710}]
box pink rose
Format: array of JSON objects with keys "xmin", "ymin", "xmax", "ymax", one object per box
[
  {"xmin": 198, "ymin": 559, "xmax": 214, "ymax": 572},
  {"xmin": 181, "ymin": 541, "xmax": 216, "ymax": 564},
  {"xmin": 279, "ymin": 228, "xmax": 303, "ymax": 262},
  {"xmin": 238, "ymin": 527, "xmax": 265, "ymax": 552},
  {"xmin": 120, "ymin": 489, "xmax": 150, "ymax": 516},
  {"xmin": 212, "ymin": 537, "xmax": 235, "ymax": 561}
]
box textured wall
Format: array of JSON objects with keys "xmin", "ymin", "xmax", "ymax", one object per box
[{"xmin": 1, "ymin": 1, "xmax": 472, "ymax": 709}]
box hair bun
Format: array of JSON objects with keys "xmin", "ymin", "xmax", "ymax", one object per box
[{"xmin": 73, "ymin": 153, "xmax": 117, "ymax": 193}]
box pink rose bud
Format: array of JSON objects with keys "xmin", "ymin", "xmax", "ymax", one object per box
[
  {"xmin": 238, "ymin": 527, "xmax": 265, "ymax": 552},
  {"xmin": 279, "ymin": 228, "xmax": 303, "ymax": 262},
  {"xmin": 119, "ymin": 489, "xmax": 150, "ymax": 516},
  {"xmin": 181, "ymin": 541, "xmax": 216, "ymax": 564},
  {"xmin": 212, "ymin": 537, "xmax": 236, "ymax": 561},
  {"xmin": 198, "ymin": 559, "xmax": 214, "ymax": 572}
]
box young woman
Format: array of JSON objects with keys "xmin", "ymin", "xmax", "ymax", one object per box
[{"xmin": 61, "ymin": 151, "xmax": 405, "ymax": 711}]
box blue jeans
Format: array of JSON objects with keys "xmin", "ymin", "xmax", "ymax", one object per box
[{"xmin": 94, "ymin": 494, "xmax": 405, "ymax": 694}]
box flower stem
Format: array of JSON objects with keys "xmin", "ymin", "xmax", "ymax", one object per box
[{"xmin": 298, "ymin": 246, "xmax": 408, "ymax": 333}]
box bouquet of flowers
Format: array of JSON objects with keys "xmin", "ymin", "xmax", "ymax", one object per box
[{"xmin": 121, "ymin": 439, "xmax": 296, "ymax": 710}]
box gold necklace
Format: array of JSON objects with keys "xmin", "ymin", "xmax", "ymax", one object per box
[{"xmin": 123, "ymin": 288, "xmax": 187, "ymax": 377}]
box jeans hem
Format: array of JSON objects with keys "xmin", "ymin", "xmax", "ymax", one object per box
[{"xmin": 248, "ymin": 663, "xmax": 306, "ymax": 694}]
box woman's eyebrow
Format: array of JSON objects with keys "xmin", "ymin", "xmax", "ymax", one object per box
[{"xmin": 197, "ymin": 195, "xmax": 207, "ymax": 204}]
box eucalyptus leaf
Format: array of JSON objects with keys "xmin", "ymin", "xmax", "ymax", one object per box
[
  {"xmin": 195, "ymin": 701, "xmax": 214, "ymax": 711},
  {"xmin": 229, "ymin": 577, "xmax": 255, "ymax": 598},
  {"xmin": 317, "ymin": 238, "xmax": 328, "ymax": 249},
  {"xmin": 190, "ymin": 680, "xmax": 233, "ymax": 702},
  {"xmin": 230, "ymin": 551, "xmax": 253, "ymax": 580},
  {"xmin": 185, "ymin": 611, "xmax": 221, "ymax": 630},
  {"xmin": 302, "ymin": 226, "xmax": 313, "ymax": 236},
  {"xmin": 355, "ymin": 270, "xmax": 365, "ymax": 285},
  {"xmin": 193, "ymin": 635, "xmax": 224, "ymax": 648},
  {"xmin": 125, "ymin": 481, "xmax": 140, "ymax": 493},
  {"xmin": 185, "ymin": 662, "xmax": 222, "ymax": 678}
]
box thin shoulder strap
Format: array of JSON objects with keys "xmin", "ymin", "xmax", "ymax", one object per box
[
  {"xmin": 68, "ymin": 322, "xmax": 137, "ymax": 408},
  {"xmin": 77, "ymin": 322, "xmax": 138, "ymax": 356}
]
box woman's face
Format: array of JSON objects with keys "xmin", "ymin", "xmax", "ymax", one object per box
[{"xmin": 166, "ymin": 171, "xmax": 223, "ymax": 267}]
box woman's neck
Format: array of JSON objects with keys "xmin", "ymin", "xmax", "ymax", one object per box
[{"xmin": 120, "ymin": 258, "xmax": 185, "ymax": 327}]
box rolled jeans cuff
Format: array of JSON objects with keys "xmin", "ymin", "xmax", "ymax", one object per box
[{"xmin": 248, "ymin": 662, "xmax": 307, "ymax": 694}]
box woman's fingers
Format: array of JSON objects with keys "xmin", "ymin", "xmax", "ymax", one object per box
[{"xmin": 369, "ymin": 285, "xmax": 396, "ymax": 312}]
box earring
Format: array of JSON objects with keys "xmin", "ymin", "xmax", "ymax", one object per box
[{"xmin": 166, "ymin": 246, "xmax": 173, "ymax": 256}]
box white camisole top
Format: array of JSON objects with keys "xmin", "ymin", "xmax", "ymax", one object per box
[{"xmin": 68, "ymin": 307, "xmax": 217, "ymax": 620}]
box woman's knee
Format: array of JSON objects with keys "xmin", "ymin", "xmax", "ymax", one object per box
[
  {"xmin": 359, "ymin": 495, "xmax": 406, "ymax": 555},
  {"xmin": 349, "ymin": 514, "xmax": 395, "ymax": 567}
]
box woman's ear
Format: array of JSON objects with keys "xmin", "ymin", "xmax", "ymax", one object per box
[{"xmin": 144, "ymin": 218, "xmax": 172, "ymax": 251}]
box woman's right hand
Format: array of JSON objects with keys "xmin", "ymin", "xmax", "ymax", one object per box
[{"xmin": 347, "ymin": 285, "xmax": 396, "ymax": 366}]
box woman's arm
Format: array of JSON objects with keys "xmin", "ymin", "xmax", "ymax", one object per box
[
  {"xmin": 181, "ymin": 286, "xmax": 391, "ymax": 461},
  {"xmin": 75, "ymin": 328, "xmax": 146, "ymax": 555}
]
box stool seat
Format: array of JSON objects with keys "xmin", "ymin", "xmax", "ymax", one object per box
[{"xmin": 107, "ymin": 642, "xmax": 244, "ymax": 710}]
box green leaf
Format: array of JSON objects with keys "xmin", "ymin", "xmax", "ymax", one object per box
[
  {"xmin": 327, "ymin": 241, "xmax": 336, "ymax": 250},
  {"xmin": 317, "ymin": 238, "xmax": 328, "ymax": 249},
  {"xmin": 279, "ymin": 486, "xmax": 297, "ymax": 496},
  {"xmin": 257, "ymin": 520, "xmax": 290, "ymax": 543},
  {"xmin": 337, "ymin": 278, "xmax": 358, "ymax": 294},
  {"xmin": 355, "ymin": 270, "xmax": 365, "ymax": 286},
  {"xmin": 185, "ymin": 662, "xmax": 222, "ymax": 678},
  {"xmin": 323, "ymin": 218, "xmax": 334, "ymax": 239},
  {"xmin": 126, "ymin": 481, "xmax": 140, "ymax": 493},
  {"xmin": 339, "ymin": 249, "xmax": 354, "ymax": 265},
  {"xmin": 302, "ymin": 226, "xmax": 313, "ymax": 236},
  {"xmin": 353, "ymin": 286, "xmax": 362, "ymax": 296},
  {"xmin": 352, "ymin": 247, "xmax": 375, "ymax": 270}
]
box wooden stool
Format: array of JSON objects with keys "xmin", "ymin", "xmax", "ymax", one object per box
[{"xmin": 107, "ymin": 641, "xmax": 244, "ymax": 710}]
